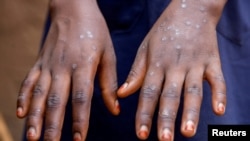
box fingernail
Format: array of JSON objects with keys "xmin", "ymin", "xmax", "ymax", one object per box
[
  {"xmin": 139, "ymin": 125, "xmax": 149, "ymax": 138},
  {"xmin": 218, "ymin": 103, "xmax": 225, "ymax": 113},
  {"xmin": 162, "ymin": 128, "xmax": 172, "ymax": 141},
  {"xmin": 74, "ymin": 132, "xmax": 81, "ymax": 141},
  {"xmin": 115, "ymin": 100, "xmax": 120, "ymax": 110},
  {"xmin": 17, "ymin": 107, "xmax": 23, "ymax": 116},
  {"xmin": 27, "ymin": 127, "xmax": 36, "ymax": 137},
  {"xmin": 185, "ymin": 120, "xmax": 194, "ymax": 131}
]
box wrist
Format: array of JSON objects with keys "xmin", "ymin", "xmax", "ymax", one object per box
[
  {"xmin": 49, "ymin": 0, "xmax": 99, "ymax": 19},
  {"xmin": 166, "ymin": 0, "xmax": 228, "ymax": 26}
]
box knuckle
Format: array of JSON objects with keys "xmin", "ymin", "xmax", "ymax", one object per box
[
  {"xmin": 186, "ymin": 108, "xmax": 200, "ymax": 117},
  {"xmin": 44, "ymin": 124, "xmax": 59, "ymax": 140},
  {"xmin": 33, "ymin": 84, "xmax": 43, "ymax": 96},
  {"xmin": 129, "ymin": 68, "xmax": 140, "ymax": 79},
  {"xmin": 17, "ymin": 93, "xmax": 25, "ymax": 105},
  {"xmin": 186, "ymin": 84, "xmax": 202, "ymax": 97},
  {"xmin": 214, "ymin": 74, "xmax": 225, "ymax": 83},
  {"xmin": 139, "ymin": 112, "xmax": 153, "ymax": 121},
  {"xmin": 28, "ymin": 108, "xmax": 43, "ymax": 118},
  {"xmin": 73, "ymin": 117, "xmax": 87, "ymax": 126},
  {"xmin": 72, "ymin": 91, "xmax": 89, "ymax": 105},
  {"xmin": 162, "ymin": 86, "xmax": 179, "ymax": 100},
  {"xmin": 129, "ymin": 69, "xmax": 138, "ymax": 79},
  {"xmin": 141, "ymin": 85, "xmax": 159, "ymax": 99},
  {"xmin": 216, "ymin": 91, "xmax": 226, "ymax": 96},
  {"xmin": 21, "ymin": 77, "xmax": 32, "ymax": 88},
  {"xmin": 47, "ymin": 94, "xmax": 61, "ymax": 109},
  {"xmin": 158, "ymin": 110, "xmax": 176, "ymax": 122}
]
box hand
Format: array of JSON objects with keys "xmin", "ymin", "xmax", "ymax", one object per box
[
  {"xmin": 16, "ymin": 1, "xmax": 120, "ymax": 140},
  {"xmin": 118, "ymin": 0, "xmax": 227, "ymax": 140}
]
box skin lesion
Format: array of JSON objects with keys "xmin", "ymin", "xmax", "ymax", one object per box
[
  {"xmin": 32, "ymin": 84, "xmax": 43, "ymax": 96},
  {"xmin": 72, "ymin": 90, "xmax": 88, "ymax": 105},
  {"xmin": 46, "ymin": 94, "xmax": 61, "ymax": 109},
  {"xmin": 141, "ymin": 85, "xmax": 160, "ymax": 100},
  {"xmin": 158, "ymin": 109, "xmax": 177, "ymax": 122},
  {"xmin": 186, "ymin": 85, "xmax": 202, "ymax": 96}
]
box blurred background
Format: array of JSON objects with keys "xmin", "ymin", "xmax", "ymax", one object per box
[{"xmin": 0, "ymin": 0, "xmax": 49, "ymax": 140}]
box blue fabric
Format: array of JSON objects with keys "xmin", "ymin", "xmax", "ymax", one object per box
[{"xmin": 23, "ymin": 0, "xmax": 250, "ymax": 140}]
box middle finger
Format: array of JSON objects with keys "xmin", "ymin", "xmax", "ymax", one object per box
[
  {"xmin": 157, "ymin": 69, "xmax": 185, "ymax": 141},
  {"xmin": 44, "ymin": 70, "xmax": 71, "ymax": 141},
  {"xmin": 181, "ymin": 67, "xmax": 204, "ymax": 137},
  {"xmin": 136, "ymin": 64, "xmax": 164, "ymax": 140}
]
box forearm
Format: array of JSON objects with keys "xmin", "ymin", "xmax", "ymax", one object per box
[
  {"xmin": 162, "ymin": 0, "xmax": 228, "ymax": 27},
  {"xmin": 49, "ymin": 0, "xmax": 100, "ymax": 20}
]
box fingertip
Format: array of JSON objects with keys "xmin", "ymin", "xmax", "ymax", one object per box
[
  {"xmin": 181, "ymin": 120, "xmax": 196, "ymax": 138},
  {"xmin": 214, "ymin": 102, "xmax": 226, "ymax": 116},
  {"xmin": 138, "ymin": 125, "xmax": 149, "ymax": 140},
  {"xmin": 113, "ymin": 99, "xmax": 120, "ymax": 115},
  {"xmin": 26, "ymin": 127, "xmax": 37, "ymax": 140},
  {"xmin": 117, "ymin": 82, "xmax": 128, "ymax": 98},
  {"xmin": 160, "ymin": 128, "xmax": 172, "ymax": 141},
  {"xmin": 106, "ymin": 99, "xmax": 121, "ymax": 116},
  {"xmin": 16, "ymin": 107, "xmax": 23, "ymax": 117},
  {"xmin": 73, "ymin": 132, "xmax": 82, "ymax": 141}
]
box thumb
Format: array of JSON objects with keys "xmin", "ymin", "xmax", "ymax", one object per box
[{"xmin": 117, "ymin": 42, "xmax": 148, "ymax": 98}]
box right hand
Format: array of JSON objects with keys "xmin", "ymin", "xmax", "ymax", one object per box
[{"xmin": 16, "ymin": 1, "xmax": 120, "ymax": 140}]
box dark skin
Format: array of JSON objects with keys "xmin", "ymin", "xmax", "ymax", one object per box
[
  {"xmin": 16, "ymin": 0, "xmax": 119, "ymax": 140},
  {"xmin": 118, "ymin": 0, "xmax": 227, "ymax": 140},
  {"xmin": 17, "ymin": 0, "xmax": 227, "ymax": 141}
]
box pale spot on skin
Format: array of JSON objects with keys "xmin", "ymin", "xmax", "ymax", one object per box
[
  {"xmin": 170, "ymin": 37, "xmax": 175, "ymax": 41},
  {"xmin": 203, "ymin": 19, "xmax": 207, "ymax": 23},
  {"xmin": 175, "ymin": 29, "xmax": 181, "ymax": 35},
  {"xmin": 175, "ymin": 45, "xmax": 181, "ymax": 49},
  {"xmin": 141, "ymin": 43, "xmax": 147, "ymax": 50},
  {"xmin": 88, "ymin": 56, "xmax": 93, "ymax": 63},
  {"xmin": 199, "ymin": 6, "xmax": 206, "ymax": 12},
  {"xmin": 159, "ymin": 110, "xmax": 176, "ymax": 118},
  {"xmin": 181, "ymin": 3, "xmax": 187, "ymax": 8},
  {"xmin": 161, "ymin": 36, "xmax": 167, "ymax": 41},
  {"xmin": 91, "ymin": 45, "xmax": 97, "ymax": 50},
  {"xmin": 149, "ymin": 85, "xmax": 156, "ymax": 91},
  {"xmin": 185, "ymin": 21, "xmax": 191, "ymax": 26},
  {"xmin": 72, "ymin": 64, "xmax": 77, "ymax": 70},
  {"xmin": 86, "ymin": 31, "xmax": 93, "ymax": 38},
  {"xmin": 172, "ymin": 82, "xmax": 177, "ymax": 88},
  {"xmin": 149, "ymin": 71, "xmax": 154, "ymax": 76},
  {"xmin": 156, "ymin": 62, "xmax": 161, "ymax": 67},
  {"xmin": 167, "ymin": 26, "xmax": 173, "ymax": 30},
  {"xmin": 195, "ymin": 24, "xmax": 201, "ymax": 29},
  {"xmin": 80, "ymin": 35, "xmax": 84, "ymax": 39}
]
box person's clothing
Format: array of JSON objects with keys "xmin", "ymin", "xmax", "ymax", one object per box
[{"xmin": 23, "ymin": 0, "xmax": 250, "ymax": 140}]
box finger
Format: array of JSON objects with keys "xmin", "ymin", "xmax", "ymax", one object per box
[
  {"xmin": 99, "ymin": 45, "xmax": 120, "ymax": 115},
  {"xmin": 44, "ymin": 71, "xmax": 71, "ymax": 141},
  {"xmin": 117, "ymin": 42, "xmax": 148, "ymax": 98},
  {"xmin": 205, "ymin": 62, "xmax": 226, "ymax": 115},
  {"xmin": 71, "ymin": 66, "xmax": 96, "ymax": 141},
  {"xmin": 26, "ymin": 70, "xmax": 51, "ymax": 140},
  {"xmin": 158, "ymin": 70, "xmax": 185, "ymax": 141},
  {"xmin": 181, "ymin": 67, "xmax": 204, "ymax": 137},
  {"xmin": 136, "ymin": 65, "xmax": 164, "ymax": 140},
  {"xmin": 17, "ymin": 64, "xmax": 41, "ymax": 118}
]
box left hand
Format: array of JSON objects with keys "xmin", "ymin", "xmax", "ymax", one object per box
[{"xmin": 117, "ymin": 0, "xmax": 227, "ymax": 140}]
